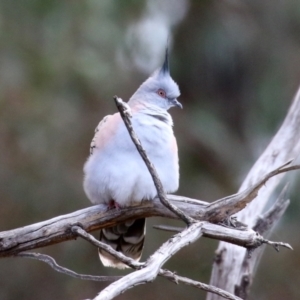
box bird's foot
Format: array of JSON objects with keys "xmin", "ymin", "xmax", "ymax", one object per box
[{"xmin": 108, "ymin": 199, "xmax": 121, "ymax": 210}]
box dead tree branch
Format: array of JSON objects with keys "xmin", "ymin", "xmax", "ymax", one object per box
[
  {"xmin": 234, "ymin": 185, "xmax": 291, "ymax": 298},
  {"xmin": 72, "ymin": 221, "xmax": 288, "ymax": 300},
  {"xmin": 16, "ymin": 252, "xmax": 121, "ymax": 282},
  {"xmin": 92, "ymin": 222, "xmax": 208, "ymax": 299},
  {"xmin": 71, "ymin": 225, "xmax": 242, "ymax": 300},
  {"xmin": 160, "ymin": 269, "xmax": 242, "ymax": 300},
  {"xmin": 71, "ymin": 226, "xmax": 143, "ymax": 269},
  {"xmin": 208, "ymin": 87, "xmax": 300, "ymax": 299},
  {"xmin": 0, "ymin": 162, "xmax": 298, "ymax": 258}
]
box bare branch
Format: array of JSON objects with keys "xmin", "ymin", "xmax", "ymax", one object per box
[
  {"xmin": 160, "ymin": 269, "xmax": 243, "ymax": 300},
  {"xmin": 94, "ymin": 222, "xmax": 205, "ymax": 300},
  {"xmin": 0, "ymin": 163, "xmax": 298, "ymax": 258},
  {"xmin": 252, "ymin": 184, "xmax": 290, "ymax": 235},
  {"xmin": 72, "ymin": 225, "xmax": 242, "ymax": 300},
  {"xmin": 204, "ymin": 162, "xmax": 299, "ymax": 222},
  {"xmin": 208, "ymin": 87, "xmax": 300, "ymax": 300},
  {"xmin": 92, "ymin": 220, "xmax": 291, "ymax": 300},
  {"xmin": 114, "ymin": 95, "xmax": 195, "ymax": 225},
  {"xmin": 153, "ymin": 224, "xmax": 183, "ymax": 232},
  {"xmin": 261, "ymin": 239, "xmax": 293, "ymax": 251},
  {"xmin": 71, "ymin": 226, "xmax": 142, "ymax": 269},
  {"xmin": 0, "ymin": 197, "xmax": 201, "ymax": 258},
  {"xmin": 234, "ymin": 185, "xmax": 291, "ymax": 298},
  {"xmin": 17, "ymin": 252, "xmax": 121, "ymax": 282},
  {"xmin": 201, "ymin": 222, "xmax": 292, "ymax": 250},
  {"xmin": 71, "ymin": 225, "xmax": 240, "ymax": 300}
]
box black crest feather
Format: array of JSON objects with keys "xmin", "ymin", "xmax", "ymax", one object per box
[{"xmin": 160, "ymin": 46, "xmax": 169, "ymax": 75}]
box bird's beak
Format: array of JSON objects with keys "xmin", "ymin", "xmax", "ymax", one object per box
[{"xmin": 171, "ymin": 98, "xmax": 183, "ymax": 109}]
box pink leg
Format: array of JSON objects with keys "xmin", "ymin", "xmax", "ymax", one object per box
[{"xmin": 108, "ymin": 199, "xmax": 121, "ymax": 210}]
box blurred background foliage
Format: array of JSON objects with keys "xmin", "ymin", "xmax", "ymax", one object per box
[{"xmin": 1, "ymin": 0, "xmax": 300, "ymax": 299}]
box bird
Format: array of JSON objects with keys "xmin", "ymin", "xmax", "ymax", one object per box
[{"xmin": 83, "ymin": 49, "xmax": 182, "ymax": 268}]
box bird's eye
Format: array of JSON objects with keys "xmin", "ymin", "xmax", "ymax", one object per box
[{"xmin": 157, "ymin": 89, "xmax": 166, "ymax": 98}]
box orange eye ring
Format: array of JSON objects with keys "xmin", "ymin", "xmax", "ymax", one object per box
[{"xmin": 157, "ymin": 89, "xmax": 166, "ymax": 98}]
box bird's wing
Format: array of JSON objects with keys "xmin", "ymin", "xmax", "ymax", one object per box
[{"xmin": 89, "ymin": 113, "xmax": 122, "ymax": 155}]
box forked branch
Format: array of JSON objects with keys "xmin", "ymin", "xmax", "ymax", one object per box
[{"xmin": 0, "ymin": 162, "xmax": 298, "ymax": 258}]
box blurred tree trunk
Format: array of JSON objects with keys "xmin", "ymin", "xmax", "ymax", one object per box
[{"xmin": 207, "ymin": 88, "xmax": 300, "ymax": 299}]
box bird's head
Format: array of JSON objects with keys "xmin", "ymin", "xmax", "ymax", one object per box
[{"xmin": 129, "ymin": 49, "xmax": 182, "ymax": 110}]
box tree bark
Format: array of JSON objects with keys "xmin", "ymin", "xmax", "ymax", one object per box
[{"xmin": 207, "ymin": 87, "xmax": 300, "ymax": 299}]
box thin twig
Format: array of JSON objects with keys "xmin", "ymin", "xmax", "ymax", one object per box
[
  {"xmin": 252, "ymin": 184, "xmax": 290, "ymax": 234},
  {"xmin": 71, "ymin": 226, "xmax": 142, "ymax": 269},
  {"xmin": 17, "ymin": 252, "xmax": 121, "ymax": 282},
  {"xmin": 94, "ymin": 220, "xmax": 264, "ymax": 300},
  {"xmin": 73, "ymin": 225, "xmax": 240, "ymax": 300},
  {"xmin": 261, "ymin": 239, "xmax": 293, "ymax": 251},
  {"xmin": 17, "ymin": 228, "xmax": 289, "ymax": 300},
  {"xmin": 235, "ymin": 185, "xmax": 291, "ymax": 298},
  {"xmin": 204, "ymin": 161, "xmax": 300, "ymax": 222},
  {"xmin": 114, "ymin": 95, "xmax": 195, "ymax": 226},
  {"xmin": 94, "ymin": 222, "xmax": 205, "ymax": 300},
  {"xmin": 153, "ymin": 224, "xmax": 184, "ymax": 233},
  {"xmin": 160, "ymin": 269, "xmax": 242, "ymax": 300}
]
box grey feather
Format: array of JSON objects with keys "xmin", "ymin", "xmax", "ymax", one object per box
[
  {"xmin": 98, "ymin": 218, "xmax": 146, "ymax": 269},
  {"xmin": 159, "ymin": 46, "xmax": 169, "ymax": 76}
]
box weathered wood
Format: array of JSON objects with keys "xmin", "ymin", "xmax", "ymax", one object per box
[
  {"xmin": 0, "ymin": 162, "xmax": 297, "ymax": 258},
  {"xmin": 0, "ymin": 196, "xmax": 204, "ymax": 257},
  {"xmin": 93, "ymin": 222, "xmax": 209, "ymax": 300},
  {"xmin": 208, "ymin": 87, "xmax": 300, "ymax": 300},
  {"xmin": 93, "ymin": 219, "xmax": 291, "ymax": 300}
]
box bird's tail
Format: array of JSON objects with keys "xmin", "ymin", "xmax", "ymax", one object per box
[{"xmin": 98, "ymin": 218, "xmax": 146, "ymax": 269}]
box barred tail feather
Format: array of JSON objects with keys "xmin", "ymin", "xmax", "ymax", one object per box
[{"xmin": 98, "ymin": 218, "xmax": 146, "ymax": 269}]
